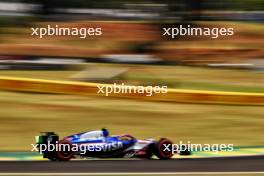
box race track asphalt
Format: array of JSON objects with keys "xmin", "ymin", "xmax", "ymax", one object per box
[{"xmin": 0, "ymin": 156, "xmax": 263, "ymax": 173}]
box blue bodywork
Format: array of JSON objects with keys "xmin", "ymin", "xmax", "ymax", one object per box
[{"xmin": 64, "ymin": 130, "xmax": 138, "ymax": 156}]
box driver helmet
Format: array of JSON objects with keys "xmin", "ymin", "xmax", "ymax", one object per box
[{"xmin": 102, "ymin": 128, "xmax": 109, "ymax": 137}]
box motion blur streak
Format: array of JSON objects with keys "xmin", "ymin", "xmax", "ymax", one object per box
[{"xmin": 0, "ymin": 0, "xmax": 263, "ymax": 170}]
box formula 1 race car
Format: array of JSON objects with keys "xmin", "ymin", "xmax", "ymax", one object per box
[{"xmin": 35, "ymin": 129, "xmax": 191, "ymax": 161}]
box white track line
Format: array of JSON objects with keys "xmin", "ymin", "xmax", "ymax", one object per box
[{"xmin": 0, "ymin": 172, "xmax": 264, "ymax": 175}]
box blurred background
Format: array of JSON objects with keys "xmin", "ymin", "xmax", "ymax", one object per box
[{"xmin": 0, "ymin": 0, "xmax": 263, "ymax": 151}]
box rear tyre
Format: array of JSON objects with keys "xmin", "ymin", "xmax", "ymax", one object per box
[
  {"xmin": 55, "ymin": 140, "xmax": 74, "ymax": 161},
  {"xmin": 153, "ymin": 138, "xmax": 173, "ymax": 160}
]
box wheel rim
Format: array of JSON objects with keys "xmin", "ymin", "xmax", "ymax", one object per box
[{"xmin": 158, "ymin": 139, "xmax": 173, "ymax": 159}]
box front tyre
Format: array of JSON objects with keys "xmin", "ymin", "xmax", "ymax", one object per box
[{"xmin": 153, "ymin": 138, "xmax": 173, "ymax": 160}]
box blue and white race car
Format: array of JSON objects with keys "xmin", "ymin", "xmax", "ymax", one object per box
[{"xmin": 35, "ymin": 129, "xmax": 190, "ymax": 161}]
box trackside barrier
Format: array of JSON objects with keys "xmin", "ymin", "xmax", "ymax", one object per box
[{"xmin": 0, "ymin": 76, "xmax": 263, "ymax": 105}]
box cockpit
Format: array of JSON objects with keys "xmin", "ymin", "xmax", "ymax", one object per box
[{"xmin": 79, "ymin": 130, "xmax": 105, "ymax": 140}]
